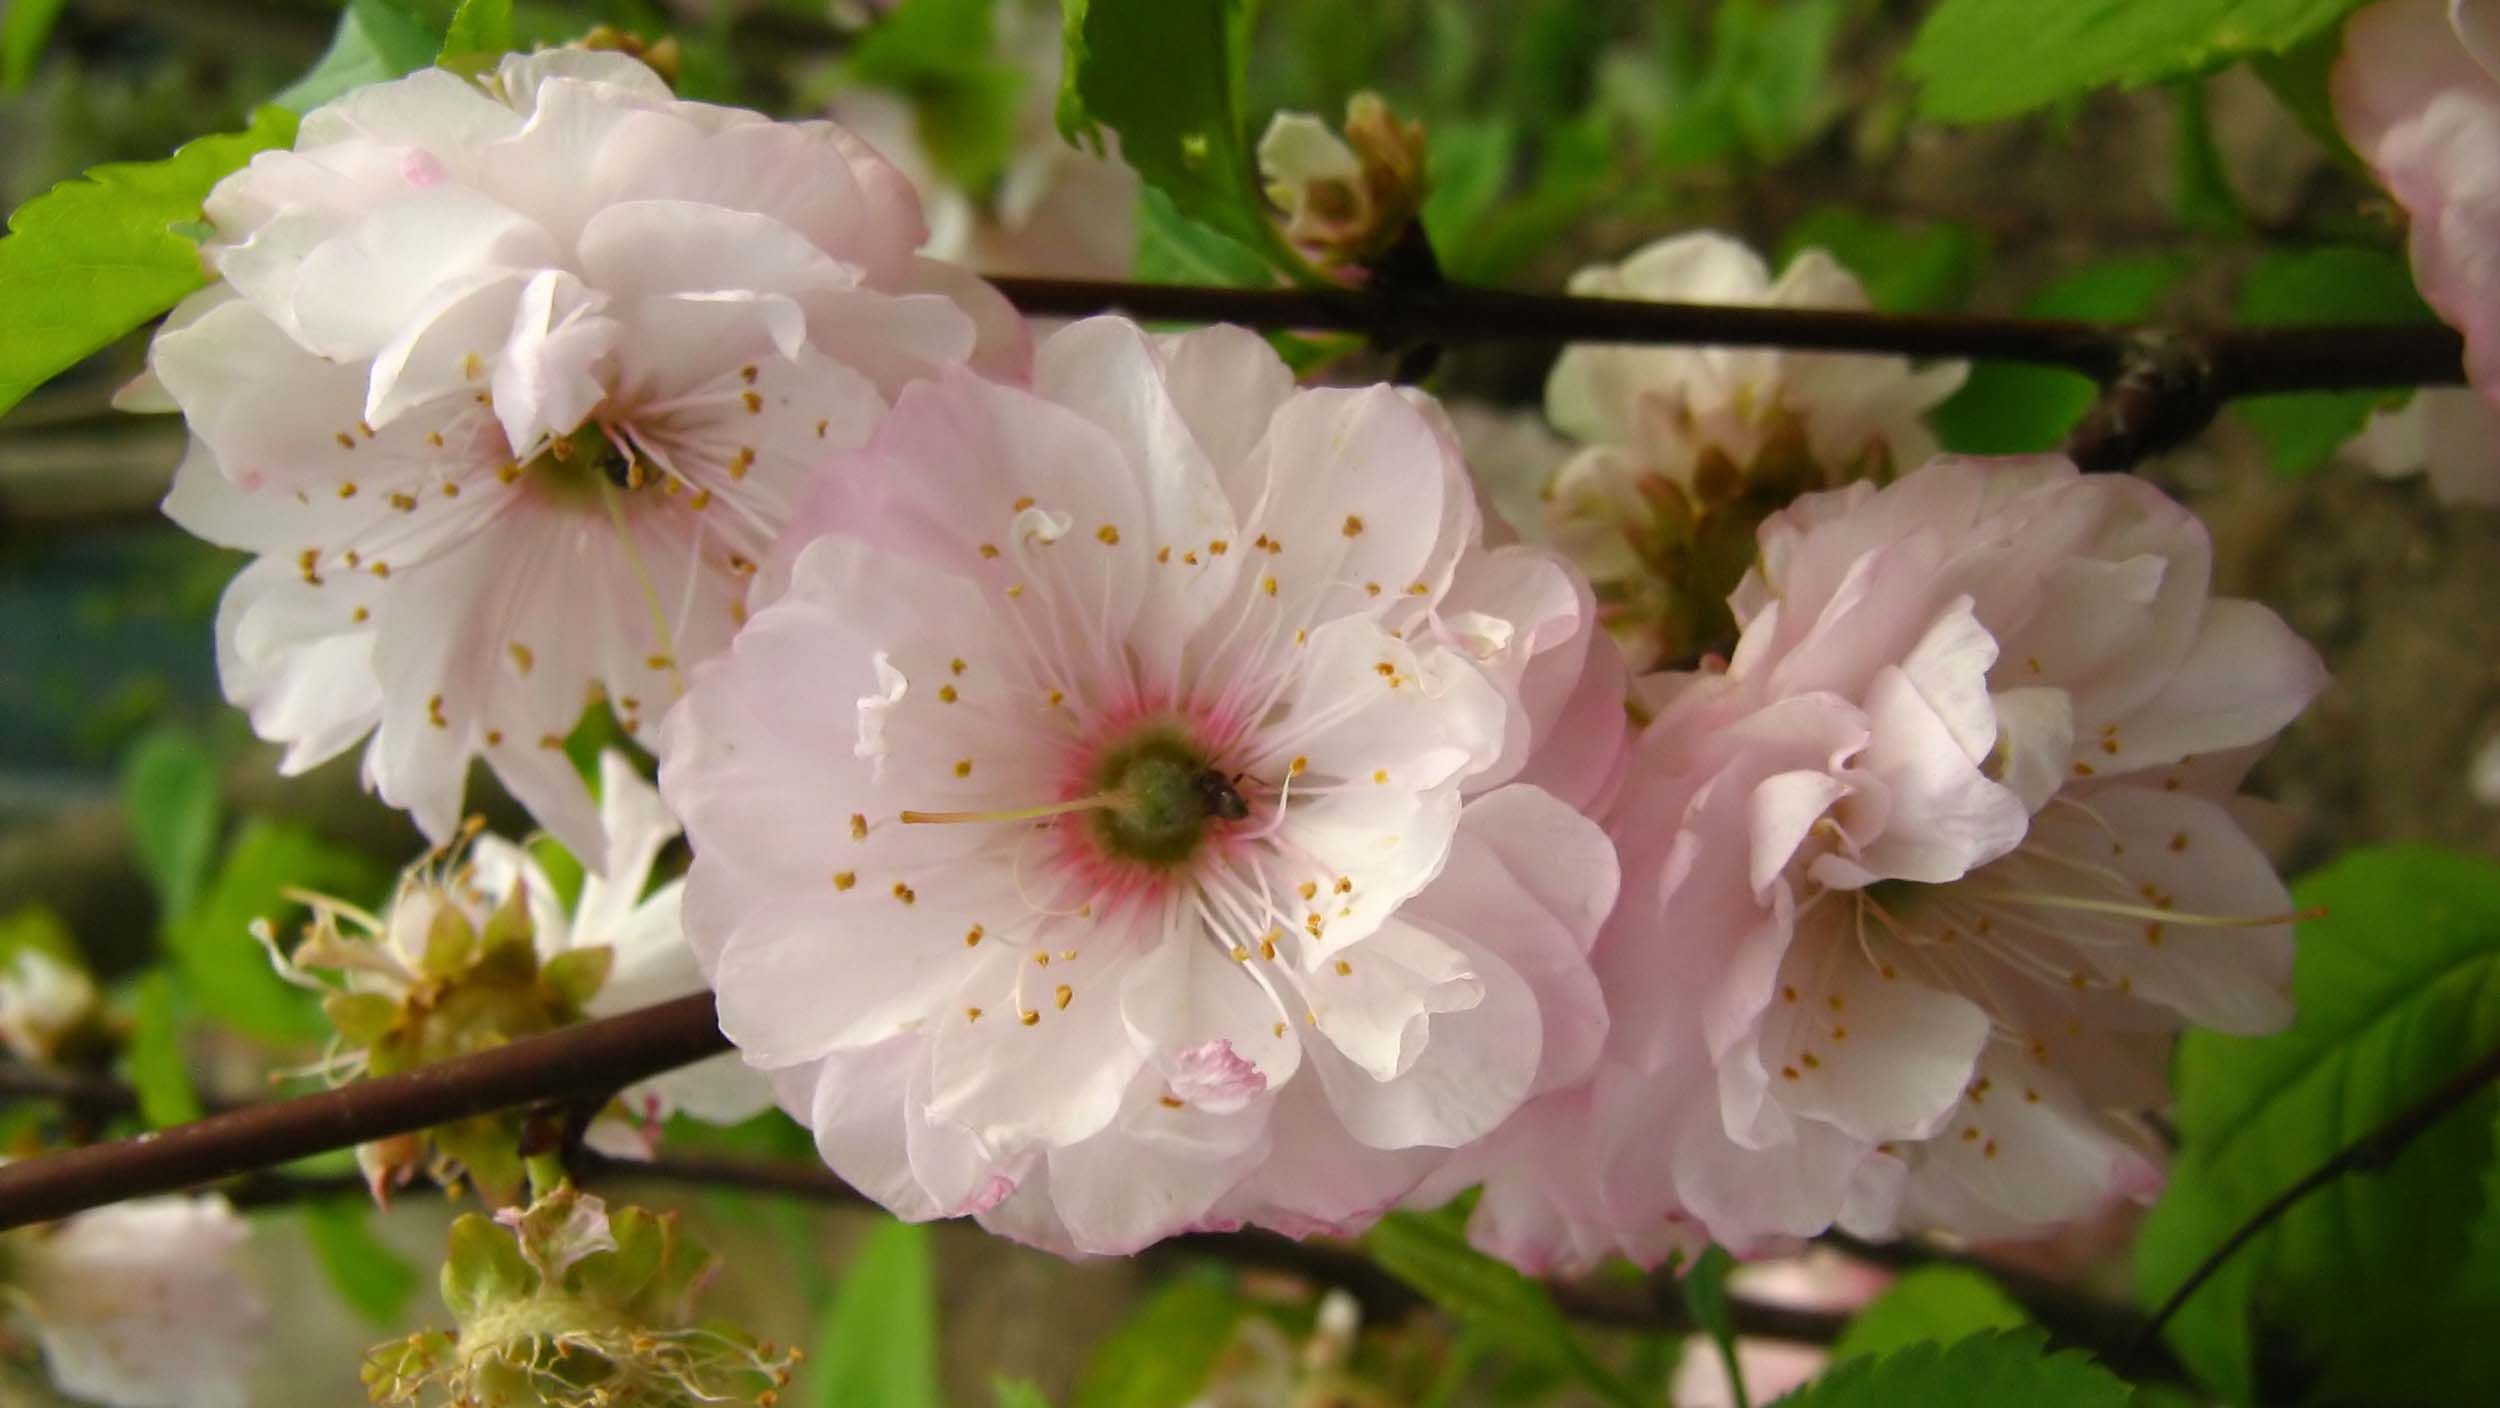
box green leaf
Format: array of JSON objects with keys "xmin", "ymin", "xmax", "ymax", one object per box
[
  {"xmin": 120, "ymin": 728, "xmax": 223, "ymax": 926},
  {"xmin": 1829, "ymin": 1267, "xmax": 2031, "ymax": 1363},
  {"xmin": 1062, "ymin": 0, "xmax": 1306, "ymax": 279},
  {"xmin": 2230, "ymin": 245, "xmax": 2433, "ymax": 477},
  {"xmin": 1905, "ymin": 0, "xmax": 2375, "ymax": 124},
  {"xmin": 1071, "ymin": 1271, "xmax": 1243, "ymax": 1408},
  {"xmin": 1930, "ymin": 254, "xmax": 2189, "ymax": 454},
  {"xmin": 0, "ymin": 105, "xmax": 297, "ymax": 420},
  {"xmin": 2248, "ymin": 28, "xmax": 2358, "ymax": 166},
  {"xmin": 1770, "ymin": 1331, "xmax": 2130, "ymax": 1408},
  {"xmin": 439, "ymin": 0, "xmax": 514, "ymax": 68},
  {"xmin": 1419, "ymin": 118, "xmax": 1517, "ymax": 270},
  {"xmin": 2136, "ymin": 847, "xmax": 2500, "ymax": 1404},
  {"xmin": 813, "ymin": 1218, "xmax": 940, "ymax": 1408},
  {"xmin": 992, "ymin": 1378, "xmax": 1051, "ymax": 1408},
  {"xmin": 1, "ymin": 0, "xmax": 67, "ymax": 91},
  {"xmin": 848, "ymin": 0, "xmax": 1025, "ymax": 192},
  {"xmin": 122, "ymin": 969, "xmax": 203, "ymax": 1127},
  {"xmin": 1133, "ymin": 185, "xmax": 1273, "ymax": 287},
  {"xmin": 304, "ymin": 1197, "xmax": 424, "ymax": 1326},
  {"xmin": 1776, "ymin": 208, "xmax": 1989, "ymax": 313},
  {"xmin": 1682, "ymin": 1246, "xmax": 1751, "ymax": 1408},
  {"xmin": 2169, "ymin": 80, "xmax": 2245, "ymax": 236},
  {"xmin": 1366, "ymin": 1212, "xmax": 1644, "ymax": 1408},
  {"xmin": 175, "ymin": 818, "xmax": 384, "ymax": 1044},
  {"xmin": 273, "ymin": 0, "xmax": 445, "ymax": 115}
]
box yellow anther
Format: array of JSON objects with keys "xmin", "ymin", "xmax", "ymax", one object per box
[{"xmin": 833, "ymin": 871, "xmax": 856, "ymax": 891}]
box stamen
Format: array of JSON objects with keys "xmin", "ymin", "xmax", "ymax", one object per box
[{"xmin": 901, "ymin": 791, "xmax": 1121, "ymax": 826}]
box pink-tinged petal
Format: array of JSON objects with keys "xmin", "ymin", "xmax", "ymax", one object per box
[
  {"xmin": 1007, "ymin": 1078, "xmax": 1271, "ymax": 1255},
  {"xmin": 1215, "ymin": 1076, "xmax": 1440, "ymax": 1236},
  {"xmin": 797, "ymin": 1039, "xmax": 997, "ymax": 1223},
  {"xmin": 1894, "ymin": 1050, "xmax": 2161, "ymax": 1241},
  {"xmin": 2092, "ymin": 598, "xmax": 2328, "ymax": 774},
  {"xmin": 1152, "ymin": 323, "xmax": 1301, "ymax": 472},
  {"xmin": 928, "ymin": 940, "xmax": 1147, "ymax": 1154},
  {"xmin": 2338, "ymin": 0, "xmax": 2500, "ymax": 398},
  {"xmin": 284, "ymin": 184, "xmax": 558, "ymax": 362},
  {"xmin": 489, "ymin": 269, "xmax": 622, "ymax": 451},
  {"xmin": 1230, "ymin": 386, "xmax": 1470, "ymax": 634},
  {"xmin": 1820, "ymin": 661, "xmax": 2027, "ymax": 887},
  {"xmin": 577, "ymin": 199, "xmax": 856, "ymax": 305},
  {"xmin": 1402, "ymin": 787, "xmax": 1614, "ymax": 1094},
  {"xmin": 1117, "ymin": 925, "xmax": 1300, "ymax": 1103},
  {"xmin": 1743, "ymin": 921, "xmax": 1993, "ymax": 1145},
  {"xmin": 885, "ymin": 254, "xmax": 1031, "ymax": 384},
  {"xmin": 1297, "ymin": 923, "xmax": 1535, "ymax": 1150}
]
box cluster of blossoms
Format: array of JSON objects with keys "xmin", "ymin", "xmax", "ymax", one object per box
[{"xmin": 141, "ymin": 42, "xmax": 2343, "ymax": 1313}]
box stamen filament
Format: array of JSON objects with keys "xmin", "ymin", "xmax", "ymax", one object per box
[{"xmin": 902, "ymin": 791, "xmax": 1121, "ymax": 826}]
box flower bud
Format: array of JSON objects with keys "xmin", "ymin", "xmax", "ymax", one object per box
[{"xmin": 1257, "ymin": 93, "xmax": 1427, "ymax": 269}]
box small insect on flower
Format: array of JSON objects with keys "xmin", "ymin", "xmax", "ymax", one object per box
[{"xmin": 1190, "ymin": 767, "xmax": 1252, "ymax": 822}]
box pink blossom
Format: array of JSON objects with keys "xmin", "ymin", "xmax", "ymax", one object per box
[
  {"xmin": 659, "ymin": 318, "xmax": 1618, "ymax": 1254},
  {"xmin": 7, "ymin": 1196, "xmax": 263, "ymax": 1408},
  {"xmin": 148, "ymin": 51, "xmax": 1023, "ymax": 859},
  {"xmin": 1574, "ymin": 457, "xmax": 2324, "ymax": 1254},
  {"xmin": 2336, "ymin": 0, "xmax": 2500, "ymax": 413}
]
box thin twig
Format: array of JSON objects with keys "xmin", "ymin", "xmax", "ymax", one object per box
[
  {"xmin": 0, "ymin": 1061, "xmax": 139, "ymax": 1114},
  {"xmin": 2129, "ymin": 1040, "xmax": 2500, "ymax": 1367},
  {"xmin": 985, "ymin": 276, "xmax": 2464, "ymax": 395},
  {"xmin": 0, "ymin": 994, "xmax": 728, "ymax": 1230}
]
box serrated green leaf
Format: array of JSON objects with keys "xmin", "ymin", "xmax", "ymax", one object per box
[
  {"xmin": 2136, "ymin": 847, "xmax": 2500, "ymax": 1404},
  {"xmin": 814, "ymin": 1218, "xmax": 940, "ymax": 1408},
  {"xmin": 176, "ymin": 817, "xmax": 384, "ymax": 1044},
  {"xmin": 1830, "ymin": 1267, "xmax": 2031, "ymax": 1363},
  {"xmin": 1771, "ymin": 1330, "xmax": 2129, "ymax": 1407},
  {"xmin": 1777, "ymin": 207, "xmax": 1989, "ymax": 313},
  {"xmin": 1905, "ymin": 0, "xmax": 2375, "ymax": 124},
  {"xmin": 305, "ymin": 1197, "xmax": 424, "ymax": 1326},
  {"xmin": 0, "ymin": 105, "xmax": 296, "ymax": 419},
  {"xmin": 273, "ymin": 0, "xmax": 445, "ymax": 115},
  {"xmin": 121, "ymin": 729, "xmax": 222, "ymax": 926},
  {"xmin": 1072, "ymin": 1271, "xmax": 1243, "ymax": 1408},
  {"xmin": 122, "ymin": 969, "xmax": 203, "ymax": 1127},
  {"xmin": 1, "ymin": 0, "xmax": 67, "ymax": 92},
  {"xmin": 1366, "ymin": 1212, "xmax": 1644, "ymax": 1408},
  {"xmin": 1062, "ymin": 0, "xmax": 1306, "ymax": 279},
  {"xmin": 1931, "ymin": 254, "xmax": 2189, "ymax": 454},
  {"xmin": 439, "ymin": 0, "xmax": 513, "ymax": 67},
  {"xmin": 2229, "ymin": 245, "xmax": 2433, "ymax": 477}
]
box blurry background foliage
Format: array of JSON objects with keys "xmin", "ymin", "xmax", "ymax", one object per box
[{"xmin": 4, "ymin": 0, "xmax": 2500, "ymax": 1405}]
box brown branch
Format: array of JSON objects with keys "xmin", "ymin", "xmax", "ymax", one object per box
[
  {"xmin": 0, "ymin": 993, "xmax": 728, "ymax": 1230},
  {"xmin": 2129, "ymin": 1039, "xmax": 2500, "ymax": 1369},
  {"xmin": 984, "ymin": 276, "xmax": 2465, "ymax": 396}
]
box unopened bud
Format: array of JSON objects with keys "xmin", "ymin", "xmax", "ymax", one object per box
[{"xmin": 1258, "ymin": 92, "xmax": 1428, "ymax": 269}]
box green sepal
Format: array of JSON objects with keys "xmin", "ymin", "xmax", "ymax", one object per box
[
  {"xmin": 419, "ymin": 902, "xmax": 479, "ymax": 978},
  {"xmin": 538, "ymin": 945, "xmax": 614, "ymax": 1016},
  {"xmin": 441, "ymin": 1212, "xmax": 540, "ymax": 1321},
  {"xmin": 324, "ymin": 991, "xmax": 403, "ymax": 1047}
]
